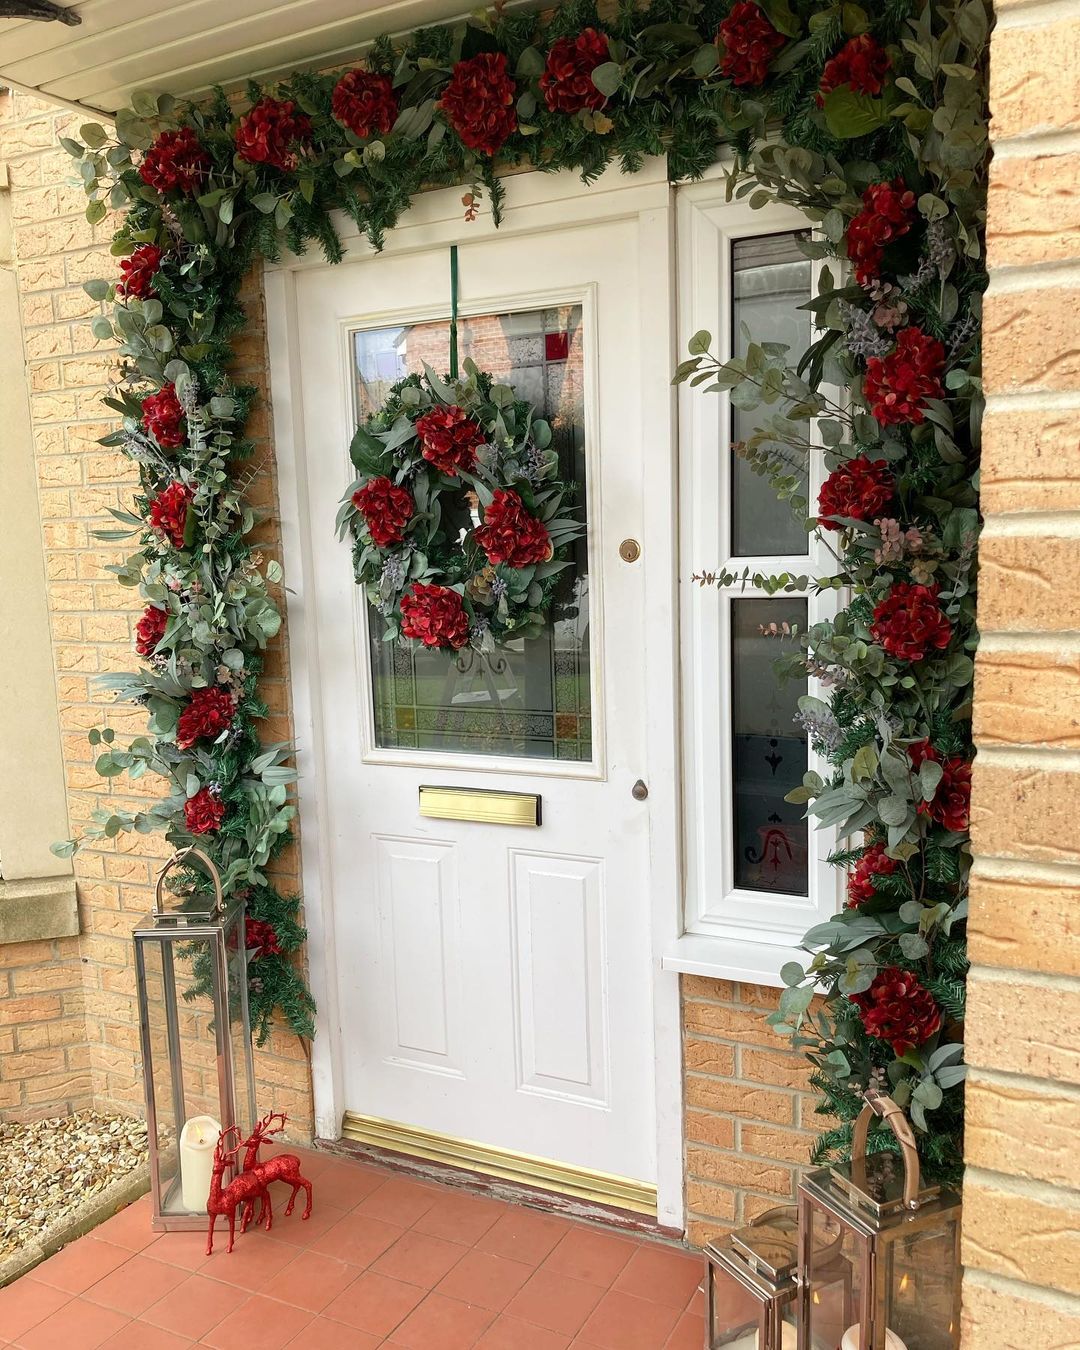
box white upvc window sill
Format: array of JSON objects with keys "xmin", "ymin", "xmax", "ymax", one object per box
[{"xmin": 661, "ymin": 932, "xmax": 804, "ymax": 988}]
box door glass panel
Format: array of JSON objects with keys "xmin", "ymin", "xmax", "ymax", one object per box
[
  {"xmin": 731, "ymin": 597, "xmax": 808, "ymax": 895},
  {"xmin": 351, "ymin": 307, "xmax": 592, "ymax": 761},
  {"xmin": 731, "ymin": 232, "xmax": 812, "ymax": 557}
]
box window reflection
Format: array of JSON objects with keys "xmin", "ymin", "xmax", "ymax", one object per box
[{"xmin": 353, "ymin": 307, "xmax": 592, "ymax": 761}]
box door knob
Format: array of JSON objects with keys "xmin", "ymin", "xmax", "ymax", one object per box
[{"xmin": 631, "ymin": 779, "xmax": 649, "ymax": 801}]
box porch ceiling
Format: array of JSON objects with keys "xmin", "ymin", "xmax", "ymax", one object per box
[{"xmin": 0, "ymin": 0, "xmax": 513, "ymax": 118}]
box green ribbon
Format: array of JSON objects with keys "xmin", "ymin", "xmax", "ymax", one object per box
[{"xmin": 449, "ymin": 243, "xmax": 459, "ymax": 381}]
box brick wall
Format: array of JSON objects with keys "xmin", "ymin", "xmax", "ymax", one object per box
[
  {"xmin": 0, "ymin": 88, "xmax": 313, "ymax": 1138},
  {"xmin": 681, "ymin": 977, "xmax": 824, "ymax": 1246},
  {"xmin": 962, "ymin": 0, "xmax": 1080, "ymax": 1342}
]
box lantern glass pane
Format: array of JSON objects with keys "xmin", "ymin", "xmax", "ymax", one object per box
[
  {"xmin": 707, "ymin": 1264, "xmax": 764, "ymax": 1347},
  {"xmin": 882, "ymin": 1218, "xmax": 961, "ymax": 1350},
  {"xmin": 803, "ymin": 1207, "xmax": 863, "ymax": 1349},
  {"xmin": 138, "ymin": 938, "xmax": 183, "ymax": 1210},
  {"xmin": 222, "ymin": 908, "xmax": 255, "ymax": 1142}
]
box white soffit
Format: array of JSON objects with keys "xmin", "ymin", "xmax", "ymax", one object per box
[{"xmin": 0, "ymin": 0, "xmax": 521, "ymax": 118}]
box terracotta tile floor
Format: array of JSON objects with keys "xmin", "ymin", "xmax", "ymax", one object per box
[{"xmin": 0, "ymin": 1146, "xmax": 705, "ymax": 1350}]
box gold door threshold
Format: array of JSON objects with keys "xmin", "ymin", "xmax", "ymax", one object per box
[{"xmin": 341, "ymin": 1111, "xmax": 657, "ymax": 1217}]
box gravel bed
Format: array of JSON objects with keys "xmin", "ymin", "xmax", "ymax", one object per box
[{"xmin": 0, "ymin": 1111, "xmax": 149, "ymax": 1260}]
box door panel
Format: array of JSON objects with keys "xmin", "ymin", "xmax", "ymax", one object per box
[{"xmin": 293, "ymin": 215, "xmax": 656, "ymax": 1188}]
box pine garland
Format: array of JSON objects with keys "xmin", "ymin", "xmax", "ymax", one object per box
[{"xmin": 62, "ymin": 0, "xmax": 987, "ymax": 1171}]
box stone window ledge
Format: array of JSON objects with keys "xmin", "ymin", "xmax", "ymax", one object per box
[{"xmin": 0, "ymin": 875, "xmax": 79, "ymax": 944}]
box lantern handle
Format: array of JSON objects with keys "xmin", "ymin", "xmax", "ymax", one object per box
[
  {"xmin": 154, "ymin": 845, "xmax": 225, "ymax": 917},
  {"xmin": 852, "ymin": 1088, "xmax": 921, "ymax": 1210}
]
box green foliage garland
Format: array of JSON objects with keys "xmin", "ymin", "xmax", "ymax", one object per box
[{"xmin": 62, "ymin": 0, "xmax": 987, "ymax": 1170}]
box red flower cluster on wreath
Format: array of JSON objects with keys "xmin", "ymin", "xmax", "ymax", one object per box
[
  {"xmin": 184, "ymin": 786, "xmax": 225, "ymax": 835},
  {"xmin": 117, "ymin": 244, "xmax": 163, "ymax": 300},
  {"xmin": 540, "ymin": 28, "xmax": 610, "ymax": 113},
  {"xmin": 870, "ymin": 582, "xmax": 952, "ymax": 663},
  {"xmin": 909, "ymin": 740, "xmax": 972, "ymax": 833},
  {"xmin": 176, "ymin": 686, "xmax": 236, "ymax": 750},
  {"xmin": 846, "ymin": 842, "xmax": 899, "ymax": 909},
  {"xmin": 716, "ymin": 2, "xmax": 786, "ymax": 87},
  {"xmin": 817, "ymin": 34, "xmax": 892, "ymax": 104},
  {"xmin": 852, "ymin": 966, "xmax": 942, "ymax": 1057},
  {"xmin": 245, "ymin": 917, "xmax": 283, "ymax": 959},
  {"xmin": 135, "ymin": 604, "xmax": 169, "ymax": 658},
  {"xmin": 439, "ymin": 51, "xmax": 517, "ymax": 155},
  {"xmin": 352, "ymin": 475, "xmax": 414, "ymax": 548},
  {"xmin": 235, "ymin": 97, "xmax": 312, "ymax": 172},
  {"xmin": 864, "ymin": 326, "xmax": 946, "ymax": 426},
  {"xmin": 475, "ymin": 489, "xmax": 552, "ymax": 568},
  {"xmin": 149, "ymin": 481, "xmax": 194, "ymax": 550},
  {"xmin": 139, "ymin": 127, "xmax": 210, "ymax": 195},
  {"xmin": 817, "ymin": 456, "xmax": 894, "ymax": 530},
  {"xmin": 845, "ymin": 179, "xmax": 917, "ymax": 287},
  {"xmin": 400, "ymin": 583, "xmax": 471, "ymax": 649},
  {"xmin": 414, "ymin": 404, "xmax": 485, "ymax": 476},
  {"xmin": 142, "ymin": 382, "xmax": 186, "ymax": 449},
  {"xmin": 331, "ymin": 69, "xmax": 399, "ymax": 139}
]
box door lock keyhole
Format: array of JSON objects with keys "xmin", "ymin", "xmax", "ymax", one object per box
[{"xmin": 632, "ymin": 779, "xmax": 649, "ymax": 801}]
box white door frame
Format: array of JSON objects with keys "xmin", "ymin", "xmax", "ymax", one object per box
[{"xmin": 264, "ymin": 159, "xmax": 685, "ymax": 1229}]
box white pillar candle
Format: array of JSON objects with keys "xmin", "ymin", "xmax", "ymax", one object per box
[
  {"xmin": 179, "ymin": 1115, "xmax": 221, "ymax": 1212},
  {"xmin": 840, "ymin": 1326, "xmax": 908, "ymax": 1350},
  {"xmin": 725, "ymin": 1325, "xmax": 798, "ymax": 1349}
]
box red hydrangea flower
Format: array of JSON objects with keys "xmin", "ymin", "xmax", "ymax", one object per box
[
  {"xmin": 139, "ymin": 127, "xmax": 211, "ymax": 195},
  {"xmin": 176, "ymin": 686, "xmax": 236, "ymax": 750},
  {"xmin": 475, "ymin": 489, "xmax": 552, "ymax": 568},
  {"xmin": 246, "ymin": 917, "xmax": 284, "ymax": 959},
  {"xmin": 870, "ymin": 582, "xmax": 952, "ymax": 663},
  {"xmin": 908, "ymin": 740, "xmax": 972, "ymax": 833},
  {"xmin": 331, "ymin": 69, "xmax": 399, "ymax": 139},
  {"xmin": 846, "ymin": 842, "xmax": 899, "ymax": 909},
  {"xmin": 142, "ymin": 382, "xmax": 186, "ymax": 449},
  {"xmin": 818, "ymin": 34, "xmax": 891, "ymax": 104},
  {"xmin": 864, "ymin": 326, "xmax": 946, "ymax": 426},
  {"xmin": 716, "ymin": 2, "xmax": 786, "ymax": 87},
  {"xmin": 846, "ymin": 179, "xmax": 916, "ymax": 286},
  {"xmin": 352, "ymin": 475, "xmax": 414, "ymax": 548},
  {"xmin": 135, "ymin": 604, "xmax": 169, "ymax": 657},
  {"xmin": 414, "ymin": 404, "xmax": 485, "ymax": 476},
  {"xmin": 149, "ymin": 481, "xmax": 194, "ymax": 550},
  {"xmin": 400, "ymin": 583, "xmax": 471, "ymax": 649},
  {"xmin": 439, "ymin": 51, "xmax": 517, "ymax": 155},
  {"xmin": 184, "ymin": 785, "xmax": 225, "ymax": 835},
  {"xmin": 817, "ymin": 457, "xmax": 894, "ymax": 530},
  {"xmin": 117, "ymin": 244, "xmax": 163, "ymax": 300},
  {"xmin": 540, "ymin": 28, "xmax": 610, "ymax": 113},
  {"xmin": 235, "ymin": 98, "xmax": 312, "ymax": 172},
  {"xmin": 851, "ymin": 966, "xmax": 942, "ymax": 1057}
]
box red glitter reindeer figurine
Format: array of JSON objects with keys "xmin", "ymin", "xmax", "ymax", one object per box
[
  {"xmin": 238, "ymin": 1111, "xmax": 313, "ymax": 1233},
  {"xmin": 206, "ymin": 1127, "xmax": 272, "ymax": 1255}
]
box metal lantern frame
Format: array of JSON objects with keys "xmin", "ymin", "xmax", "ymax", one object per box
[
  {"xmin": 704, "ymin": 1206, "xmax": 800, "ymax": 1349},
  {"xmin": 134, "ymin": 846, "xmax": 257, "ymax": 1231},
  {"xmin": 796, "ymin": 1090, "xmax": 962, "ymax": 1350}
]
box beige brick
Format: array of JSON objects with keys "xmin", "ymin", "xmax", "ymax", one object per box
[
  {"xmin": 0, "ymin": 994, "xmax": 62, "ymax": 1025},
  {"xmin": 11, "ymin": 963, "xmax": 84, "ymax": 994},
  {"xmin": 961, "ymin": 1275, "xmax": 1080, "ymax": 1350},
  {"xmin": 24, "ymin": 1071, "xmax": 93, "ymax": 1106},
  {"xmin": 738, "ymin": 1047, "xmax": 813, "ymax": 1093},
  {"xmin": 963, "ymin": 1174, "xmax": 1080, "ymax": 1296},
  {"xmin": 685, "ymin": 1181, "xmax": 737, "ymax": 1226},
  {"xmin": 686, "ymin": 1074, "xmax": 796, "ymax": 1125},
  {"xmin": 978, "ymin": 536, "xmax": 1080, "ymax": 634},
  {"xmin": 984, "ymin": 289, "xmax": 1080, "ymax": 395},
  {"xmin": 683, "ymin": 1037, "xmax": 736, "ymax": 1078},
  {"xmin": 990, "ymin": 16, "xmax": 1080, "ymax": 140},
  {"xmin": 683, "ymin": 999, "xmax": 782, "ymax": 1048},
  {"xmin": 988, "ymin": 152, "xmax": 1080, "ymax": 269},
  {"xmin": 685, "ymin": 1213, "xmax": 734, "ymax": 1248},
  {"xmin": 967, "ymin": 972, "xmax": 1080, "ymax": 1084},
  {"xmin": 684, "ymin": 1110, "xmax": 736, "ymax": 1151},
  {"xmin": 687, "ymin": 1146, "xmax": 794, "ymax": 1198},
  {"xmin": 969, "ymin": 870, "xmax": 1080, "ymax": 977},
  {"xmin": 966, "ymin": 1074, "xmax": 1080, "ymax": 1190},
  {"xmin": 739, "ymin": 1124, "xmax": 816, "ymax": 1166},
  {"xmin": 0, "ymin": 1049, "xmax": 67, "ymax": 1080},
  {"xmin": 971, "ymin": 760, "xmax": 1080, "ymax": 867},
  {"xmin": 974, "ymin": 648, "xmax": 1080, "ymax": 747}
]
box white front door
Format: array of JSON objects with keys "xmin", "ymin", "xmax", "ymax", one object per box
[{"xmin": 271, "ymin": 171, "xmax": 676, "ymax": 1205}]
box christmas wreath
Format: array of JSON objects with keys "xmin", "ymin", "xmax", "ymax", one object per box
[{"xmin": 338, "ymin": 361, "xmax": 582, "ymax": 651}]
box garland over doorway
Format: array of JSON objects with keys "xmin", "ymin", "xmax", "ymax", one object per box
[{"xmin": 61, "ymin": 0, "xmax": 987, "ymax": 1177}]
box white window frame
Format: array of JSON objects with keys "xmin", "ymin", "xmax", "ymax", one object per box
[{"xmin": 664, "ymin": 176, "xmax": 842, "ymax": 987}]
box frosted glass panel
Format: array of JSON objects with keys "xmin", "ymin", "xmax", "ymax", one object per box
[
  {"xmin": 731, "ymin": 232, "xmax": 812, "ymax": 557},
  {"xmin": 352, "ymin": 307, "xmax": 591, "ymax": 761},
  {"xmin": 731, "ymin": 597, "xmax": 808, "ymax": 895}
]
